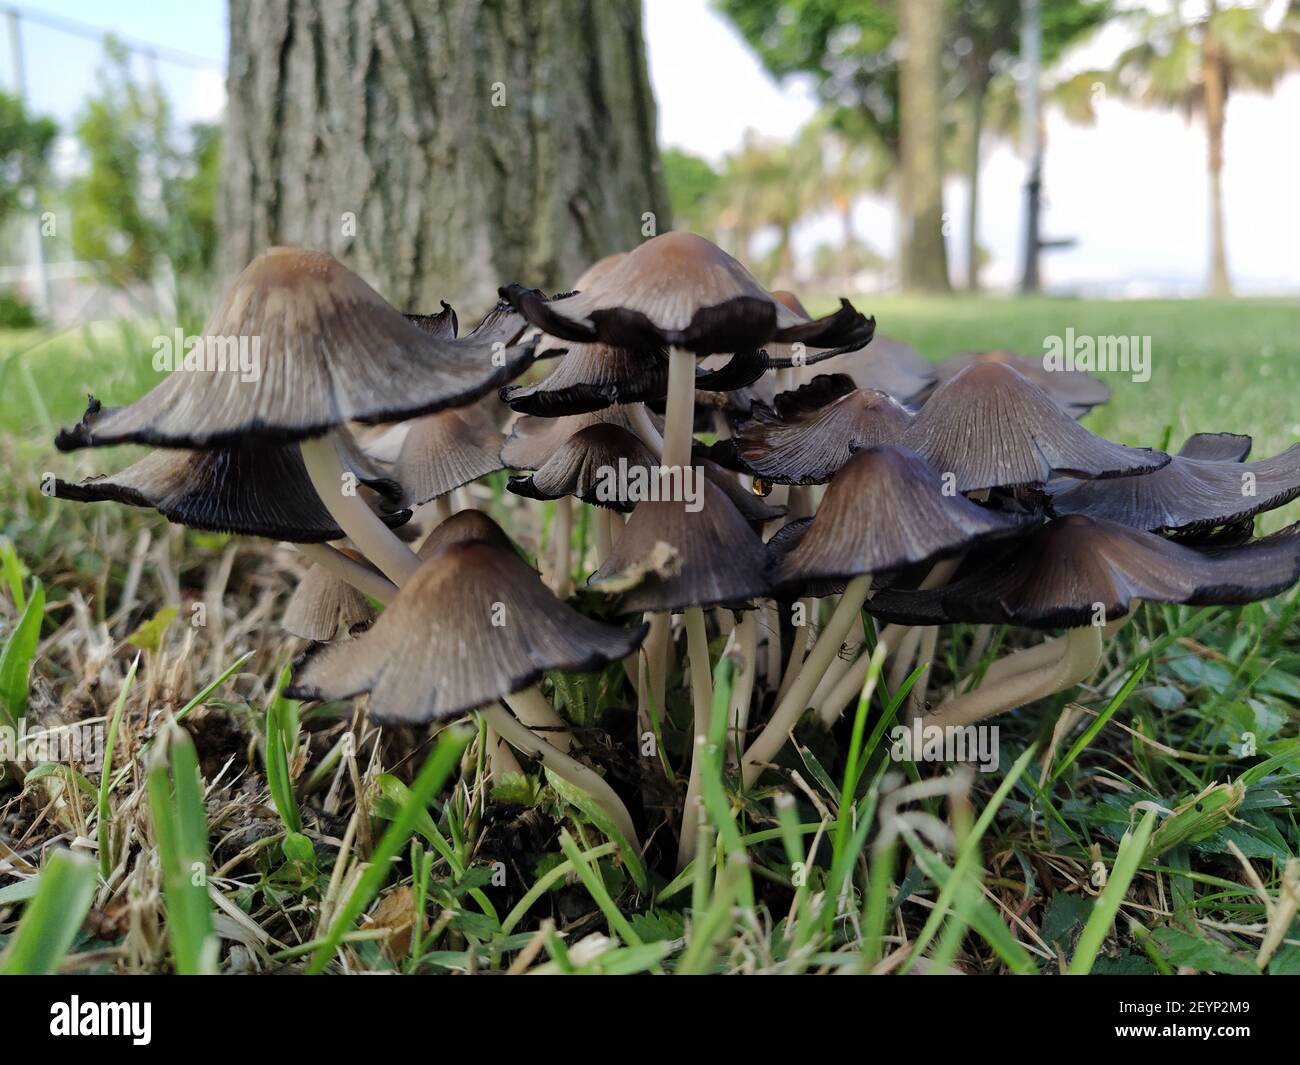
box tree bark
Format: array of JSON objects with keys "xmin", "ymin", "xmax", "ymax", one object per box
[
  {"xmin": 219, "ymin": 0, "xmax": 670, "ymax": 315},
  {"xmin": 897, "ymin": 0, "xmax": 950, "ymax": 293},
  {"xmin": 964, "ymin": 77, "xmax": 986, "ymax": 292},
  {"xmin": 1202, "ymin": 24, "xmax": 1231, "ymax": 296}
]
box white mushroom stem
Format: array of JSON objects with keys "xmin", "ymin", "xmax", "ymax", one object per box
[
  {"xmin": 677, "ymin": 605, "xmax": 715, "ymax": 870},
  {"xmin": 636, "ymin": 612, "xmax": 671, "ymax": 739},
  {"xmin": 763, "ymin": 602, "xmax": 782, "ymax": 690},
  {"xmin": 626, "ymin": 402, "xmax": 665, "ymax": 457},
  {"xmin": 549, "ymin": 495, "xmax": 574, "ymax": 597},
  {"xmin": 741, "ymin": 574, "xmax": 872, "ymax": 788},
  {"xmin": 921, "ymin": 623, "xmax": 1105, "ymax": 730},
  {"xmin": 503, "ymin": 683, "xmax": 574, "ymax": 755},
  {"xmin": 484, "ymin": 702, "xmax": 638, "ymax": 849},
  {"xmin": 301, "ymin": 432, "xmax": 421, "ymax": 586},
  {"xmin": 661, "ymin": 346, "xmax": 697, "ymax": 469},
  {"xmin": 910, "ymin": 626, "xmax": 940, "ymax": 713},
  {"xmin": 815, "ymin": 621, "xmax": 907, "ymax": 726},
  {"xmin": 595, "ymin": 506, "xmax": 615, "ymax": 566},
  {"xmin": 887, "ymin": 626, "xmax": 925, "ymax": 693},
  {"xmin": 297, "ymin": 543, "xmax": 396, "ymax": 605},
  {"xmin": 774, "ymin": 598, "xmax": 814, "ymax": 704},
  {"xmin": 725, "ymin": 610, "xmax": 759, "ymax": 766},
  {"xmin": 487, "ymin": 728, "xmax": 523, "ymax": 779}
]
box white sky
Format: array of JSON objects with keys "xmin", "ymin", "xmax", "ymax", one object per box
[{"xmin": 6, "ymin": 0, "xmax": 1299, "ymax": 293}]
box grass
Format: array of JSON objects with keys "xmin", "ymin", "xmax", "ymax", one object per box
[{"xmin": 0, "ymin": 296, "xmax": 1299, "ymax": 975}]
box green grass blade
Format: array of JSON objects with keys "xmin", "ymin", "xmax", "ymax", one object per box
[
  {"xmin": 1050, "ymin": 659, "xmax": 1147, "ymax": 784},
  {"xmin": 264, "ymin": 662, "xmax": 302, "ymax": 833},
  {"xmin": 97, "ymin": 654, "xmax": 139, "ymax": 880},
  {"xmin": 0, "ymin": 580, "xmax": 43, "ymax": 729},
  {"xmin": 0, "ymin": 850, "xmax": 97, "ymax": 974},
  {"xmin": 1067, "ymin": 808, "xmax": 1158, "ymax": 975}
]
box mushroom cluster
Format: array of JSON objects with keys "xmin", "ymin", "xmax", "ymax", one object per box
[{"xmin": 55, "ymin": 235, "xmax": 1300, "ymax": 875}]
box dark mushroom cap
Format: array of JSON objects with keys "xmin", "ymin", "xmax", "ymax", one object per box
[
  {"xmin": 501, "ymin": 231, "xmax": 873, "ymax": 356},
  {"xmin": 589, "ymin": 480, "xmax": 771, "ymax": 613},
  {"xmin": 500, "ymin": 407, "xmax": 663, "ymax": 470},
  {"xmin": 934, "ymin": 350, "xmax": 1110, "ymax": 417},
  {"xmin": 508, "ymin": 424, "xmax": 657, "ymax": 511},
  {"xmin": 764, "ymin": 517, "xmax": 845, "ymax": 599},
  {"xmin": 54, "ymin": 411, "xmax": 409, "ymax": 543},
  {"xmin": 282, "ymin": 558, "xmax": 377, "ymax": 641},
  {"xmin": 793, "ymin": 334, "xmax": 935, "ymax": 405},
  {"xmin": 462, "ymin": 297, "xmax": 530, "ymax": 349},
  {"xmin": 772, "ymin": 446, "xmax": 1031, "ymax": 591},
  {"xmin": 1178, "ymin": 431, "xmax": 1252, "ymax": 463},
  {"xmin": 1048, "ymin": 442, "xmax": 1300, "ymax": 533},
  {"xmin": 55, "ymin": 247, "xmax": 534, "ymax": 451},
  {"xmin": 416, "ymin": 507, "xmax": 519, "ymax": 560},
  {"xmin": 724, "ymin": 375, "xmax": 914, "ymax": 484},
  {"xmin": 393, "ymin": 403, "xmax": 504, "ymax": 507},
  {"xmin": 288, "ymin": 522, "xmax": 648, "ymax": 723},
  {"xmin": 866, "ymin": 515, "xmax": 1300, "ymax": 629},
  {"xmin": 698, "ymin": 456, "xmax": 786, "ymax": 524},
  {"xmin": 900, "ymin": 361, "xmax": 1169, "ymax": 492},
  {"xmin": 404, "ymin": 301, "xmax": 458, "ymax": 339},
  {"xmin": 502, "ymin": 343, "xmax": 666, "ymax": 415}
]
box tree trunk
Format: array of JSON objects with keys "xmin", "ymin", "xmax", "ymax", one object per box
[
  {"xmin": 219, "ymin": 0, "xmax": 670, "ymax": 316},
  {"xmin": 1202, "ymin": 26, "xmax": 1231, "ymax": 296},
  {"xmin": 964, "ymin": 78, "xmax": 986, "ymax": 292},
  {"xmin": 897, "ymin": 0, "xmax": 950, "ymax": 293}
]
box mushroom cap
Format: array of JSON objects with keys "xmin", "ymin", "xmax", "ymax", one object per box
[
  {"xmin": 416, "ymin": 507, "xmax": 519, "ymax": 559},
  {"xmin": 793, "ymin": 333, "xmax": 935, "ymax": 405},
  {"xmin": 501, "ymin": 231, "xmax": 874, "ymax": 355},
  {"xmin": 1178, "ymin": 431, "xmax": 1252, "ymax": 463},
  {"xmin": 698, "ymin": 456, "xmax": 786, "ymax": 525},
  {"xmin": 589, "ymin": 479, "xmax": 771, "ymax": 613},
  {"xmin": 282, "ymin": 560, "xmax": 377, "ymax": 641},
  {"xmin": 502, "ymin": 343, "xmax": 667, "ymax": 415},
  {"xmin": 1047, "ymin": 442, "xmax": 1300, "ymax": 534},
  {"xmin": 508, "ymin": 423, "xmax": 657, "ymax": 511},
  {"xmin": 500, "ymin": 407, "xmax": 662, "ymax": 470},
  {"xmin": 900, "ymin": 361, "xmax": 1169, "ymax": 492},
  {"xmin": 934, "ymin": 350, "xmax": 1110, "ymax": 417},
  {"xmin": 56, "ymin": 247, "xmax": 534, "ymax": 451},
  {"xmin": 772, "ymin": 446, "xmax": 1031, "ymax": 591},
  {"xmin": 866, "ymin": 515, "xmax": 1300, "ymax": 629},
  {"xmin": 404, "ymin": 301, "xmax": 458, "ymax": 339},
  {"xmin": 723, "ymin": 375, "xmax": 914, "ymax": 485},
  {"xmin": 54, "ymin": 413, "xmax": 409, "ymax": 543},
  {"xmin": 288, "ymin": 540, "xmax": 647, "ymax": 724},
  {"xmin": 393, "ymin": 404, "xmax": 504, "ymax": 507}
]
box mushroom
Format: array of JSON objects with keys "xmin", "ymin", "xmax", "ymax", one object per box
[
  {"xmin": 1047, "ymin": 434, "xmax": 1300, "ymax": 534},
  {"xmin": 282, "ymin": 551, "xmax": 378, "ymax": 641},
  {"xmin": 793, "ymin": 333, "xmax": 936, "ymax": 406},
  {"xmin": 1176, "ymin": 431, "xmax": 1252, "ymax": 462},
  {"xmin": 714, "ymin": 374, "xmax": 914, "ymax": 485},
  {"xmin": 288, "ymin": 510, "xmax": 647, "ymax": 844},
  {"xmin": 932, "ymin": 349, "xmax": 1110, "ymax": 417},
  {"xmin": 55, "ymin": 247, "xmax": 534, "ymax": 587},
  {"xmin": 508, "ymin": 423, "xmax": 655, "ymax": 515},
  {"xmin": 392, "ymin": 402, "xmax": 506, "ymax": 510},
  {"xmin": 864, "ymin": 515, "xmax": 1300, "ymax": 730},
  {"xmin": 501, "ymin": 407, "xmax": 665, "ymax": 470},
  {"xmin": 900, "ymin": 361, "xmax": 1169, "ymax": 493},
  {"xmin": 740, "ymin": 445, "xmax": 1030, "ymax": 787}
]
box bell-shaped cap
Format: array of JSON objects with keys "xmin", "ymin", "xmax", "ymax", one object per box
[
  {"xmin": 1178, "ymin": 432, "xmax": 1252, "ymax": 463},
  {"xmin": 589, "ymin": 480, "xmax": 770, "ymax": 613},
  {"xmin": 900, "ymin": 361, "xmax": 1168, "ymax": 492},
  {"xmin": 1048, "ymin": 441, "xmax": 1300, "ymax": 533},
  {"xmin": 934, "ymin": 350, "xmax": 1109, "ymax": 417},
  {"xmin": 393, "ymin": 403, "xmax": 504, "ymax": 507},
  {"xmin": 508, "ymin": 424, "xmax": 657, "ymax": 511},
  {"xmin": 501, "ymin": 231, "xmax": 873, "ymax": 356},
  {"xmin": 282, "ymin": 558, "xmax": 377, "ymax": 641},
  {"xmin": 54, "ymin": 406, "xmax": 409, "ymax": 543},
  {"xmin": 772, "ymin": 446, "xmax": 1030, "ymax": 592},
  {"xmin": 794, "ymin": 334, "xmax": 935, "ymax": 405},
  {"xmin": 56, "ymin": 247, "xmax": 534, "ymax": 451},
  {"xmin": 867, "ymin": 515, "xmax": 1300, "ymax": 629},
  {"xmin": 288, "ymin": 512, "xmax": 647, "ymax": 723},
  {"xmin": 500, "ymin": 407, "xmax": 662, "ymax": 470},
  {"xmin": 722, "ymin": 375, "xmax": 914, "ymax": 484}
]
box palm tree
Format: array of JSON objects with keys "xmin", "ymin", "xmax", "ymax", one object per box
[{"xmin": 1111, "ymin": 2, "xmax": 1300, "ymax": 295}]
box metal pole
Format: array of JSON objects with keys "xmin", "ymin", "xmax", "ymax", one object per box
[
  {"xmin": 7, "ymin": 8, "xmax": 52, "ymax": 318},
  {"xmin": 1019, "ymin": 0, "xmax": 1043, "ymax": 294}
]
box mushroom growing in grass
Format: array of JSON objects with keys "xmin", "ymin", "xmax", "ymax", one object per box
[
  {"xmin": 55, "ymin": 246, "xmax": 534, "ymax": 587},
  {"xmin": 900, "ymin": 360, "xmax": 1169, "ymax": 493},
  {"xmin": 1047, "ymin": 433, "xmax": 1300, "ymax": 535},
  {"xmin": 740, "ymin": 445, "xmax": 1030, "ymax": 787},
  {"xmin": 390, "ymin": 401, "xmax": 505, "ymax": 517},
  {"xmin": 931, "ymin": 349, "xmax": 1110, "ymax": 417},
  {"xmin": 864, "ymin": 515, "xmax": 1300, "ymax": 731},
  {"xmin": 288, "ymin": 510, "xmax": 647, "ymax": 845},
  {"xmin": 282, "ymin": 550, "xmax": 379, "ymax": 641},
  {"xmin": 590, "ymin": 480, "xmax": 770, "ymax": 867}
]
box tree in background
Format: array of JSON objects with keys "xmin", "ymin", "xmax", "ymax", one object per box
[
  {"xmin": 1110, "ymin": 1, "xmax": 1300, "ymax": 296},
  {"xmin": 661, "ymin": 148, "xmax": 722, "ymax": 233},
  {"xmin": 67, "ymin": 40, "xmax": 220, "ymax": 292},
  {"xmin": 0, "ymin": 91, "xmax": 57, "ymax": 233},
  {"xmin": 221, "ymin": 0, "xmax": 669, "ymax": 313},
  {"xmin": 898, "ymin": 0, "xmax": 950, "ymax": 291}
]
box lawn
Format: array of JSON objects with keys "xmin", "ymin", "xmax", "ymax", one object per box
[{"xmin": 1, "ymin": 295, "xmax": 1299, "ymax": 976}]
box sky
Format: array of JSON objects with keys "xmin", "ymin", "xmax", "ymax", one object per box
[{"xmin": 4, "ymin": 0, "xmax": 1298, "ymax": 294}]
